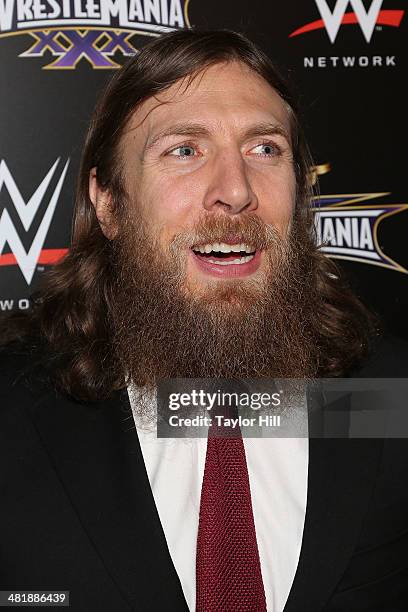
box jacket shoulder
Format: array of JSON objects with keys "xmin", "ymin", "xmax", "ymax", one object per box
[
  {"xmin": 0, "ymin": 343, "xmax": 54, "ymax": 414},
  {"xmin": 352, "ymin": 333, "xmax": 408, "ymax": 377}
]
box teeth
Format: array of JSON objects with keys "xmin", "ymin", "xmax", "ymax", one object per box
[
  {"xmin": 193, "ymin": 242, "xmax": 255, "ymax": 254},
  {"xmin": 207, "ymin": 254, "xmax": 255, "ymax": 265}
]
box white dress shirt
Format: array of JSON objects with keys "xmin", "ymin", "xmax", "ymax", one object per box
[{"xmin": 128, "ymin": 385, "xmax": 309, "ymax": 612}]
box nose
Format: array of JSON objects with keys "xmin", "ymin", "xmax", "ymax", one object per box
[{"xmin": 202, "ymin": 150, "xmax": 259, "ymax": 215}]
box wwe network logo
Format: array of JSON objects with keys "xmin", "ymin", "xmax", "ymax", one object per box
[
  {"xmin": 0, "ymin": 159, "xmax": 69, "ymax": 284},
  {"xmin": 290, "ymin": 0, "xmax": 404, "ymax": 42}
]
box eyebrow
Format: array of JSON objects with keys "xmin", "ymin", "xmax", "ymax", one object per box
[{"xmin": 144, "ymin": 120, "xmax": 291, "ymax": 153}]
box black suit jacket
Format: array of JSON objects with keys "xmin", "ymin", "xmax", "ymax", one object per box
[{"xmin": 1, "ymin": 335, "xmax": 408, "ymax": 612}]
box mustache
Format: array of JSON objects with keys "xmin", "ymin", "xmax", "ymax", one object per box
[{"xmin": 169, "ymin": 212, "xmax": 285, "ymax": 252}]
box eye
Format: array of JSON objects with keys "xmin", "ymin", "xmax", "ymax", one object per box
[
  {"xmin": 167, "ymin": 144, "xmax": 197, "ymax": 159},
  {"xmin": 248, "ymin": 142, "xmax": 281, "ymax": 157}
]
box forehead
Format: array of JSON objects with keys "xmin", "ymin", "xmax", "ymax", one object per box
[{"xmin": 122, "ymin": 61, "xmax": 292, "ymax": 145}]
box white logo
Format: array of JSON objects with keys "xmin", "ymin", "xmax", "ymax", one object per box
[
  {"xmin": 315, "ymin": 0, "xmax": 383, "ymax": 42},
  {"xmin": 0, "ymin": 158, "xmax": 69, "ymax": 284},
  {"xmin": 0, "ymin": 0, "xmax": 187, "ymax": 32}
]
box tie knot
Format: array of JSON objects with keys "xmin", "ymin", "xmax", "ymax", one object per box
[{"xmin": 207, "ymin": 379, "xmax": 250, "ymax": 439}]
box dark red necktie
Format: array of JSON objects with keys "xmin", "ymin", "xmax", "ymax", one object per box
[{"xmin": 195, "ymin": 390, "xmax": 267, "ymax": 612}]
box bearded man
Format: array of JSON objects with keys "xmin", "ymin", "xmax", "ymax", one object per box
[{"xmin": 1, "ymin": 29, "xmax": 408, "ymax": 612}]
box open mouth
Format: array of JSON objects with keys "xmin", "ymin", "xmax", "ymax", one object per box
[{"xmin": 191, "ymin": 241, "xmax": 256, "ymax": 266}]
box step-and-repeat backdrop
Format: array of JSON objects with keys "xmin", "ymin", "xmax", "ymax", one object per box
[{"xmin": 0, "ymin": 1, "xmax": 406, "ymax": 339}]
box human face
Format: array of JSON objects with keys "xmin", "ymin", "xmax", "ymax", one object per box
[{"xmin": 118, "ymin": 60, "xmax": 296, "ymax": 294}]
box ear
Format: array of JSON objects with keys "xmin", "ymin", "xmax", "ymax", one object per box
[{"xmin": 89, "ymin": 167, "xmax": 118, "ymax": 239}]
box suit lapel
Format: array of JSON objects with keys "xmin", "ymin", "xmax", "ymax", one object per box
[
  {"xmin": 284, "ymin": 387, "xmax": 384, "ymax": 611},
  {"xmin": 25, "ymin": 387, "xmax": 188, "ymax": 612}
]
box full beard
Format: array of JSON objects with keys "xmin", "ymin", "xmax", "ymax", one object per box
[{"xmin": 109, "ymin": 206, "xmax": 322, "ymax": 405}]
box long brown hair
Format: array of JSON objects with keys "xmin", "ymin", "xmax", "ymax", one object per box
[{"xmin": 0, "ymin": 29, "xmax": 377, "ymax": 401}]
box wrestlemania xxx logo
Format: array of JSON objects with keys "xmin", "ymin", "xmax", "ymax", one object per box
[
  {"xmin": 0, "ymin": 0, "xmax": 191, "ymax": 69},
  {"xmin": 312, "ymin": 165, "xmax": 408, "ymax": 274}
]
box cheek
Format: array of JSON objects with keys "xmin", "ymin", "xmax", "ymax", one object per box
[
  {"xmin": 139, "ymin": 174, "xmax": 201, "ymax": 242},
  {"xmin": 256, "ymin": 170, "xmax": 296, "ymax": 234},
  {"xmin": 144, "ymin": 176, "xmax": 203, "ymax": 225}
]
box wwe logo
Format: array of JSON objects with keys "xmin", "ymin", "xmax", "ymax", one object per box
[
  {"xmin": 315, "ymin": 0, "xmax": 383, "ymax": 42},
  {"xmin": 0, "ymin": 158, "xmax": 69, "ymax": 284},
  {"xmin": 21, "ymin": 29, "xmax": 136, "ymax": 69}
]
